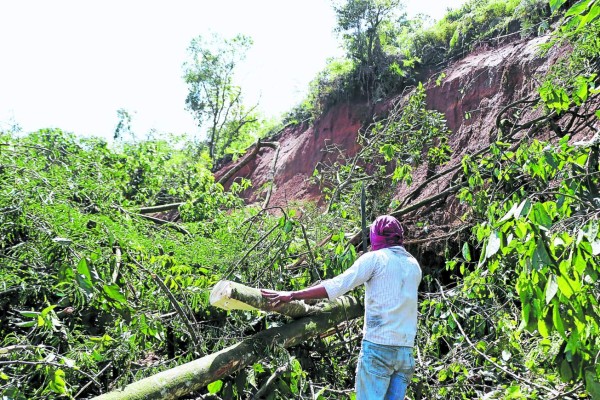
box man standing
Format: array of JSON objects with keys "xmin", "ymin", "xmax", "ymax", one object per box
[{"xmin": 261, "ymin": 215, "xmax": 422, "ymax": 399}]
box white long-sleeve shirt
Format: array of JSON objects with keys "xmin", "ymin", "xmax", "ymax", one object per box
[{"xmin": 321, "ymin": 246, "xmax": 421, "ymax": 347}]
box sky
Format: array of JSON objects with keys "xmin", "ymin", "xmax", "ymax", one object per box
[{"xmin": 0, "ymin": 0, "xmax": 468, "ymax": 140}]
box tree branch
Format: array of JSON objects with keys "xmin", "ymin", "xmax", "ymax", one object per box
[{"xmin": 130, "ymin": 257, "xmax": 201, "ymax": 351}]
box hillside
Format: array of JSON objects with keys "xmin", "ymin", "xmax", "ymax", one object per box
[{"xmin": 215, "ymin": 34, "xmax": 564, "ymax": 211}]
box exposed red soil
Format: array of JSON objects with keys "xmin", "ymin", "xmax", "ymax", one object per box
[
  {"xmin": 214, "ymin": 35, "xmax": 577, "ymax": 218},
  {"xmin": 214, "ymin": 102, "xmax": 368, "ymax": 206}
]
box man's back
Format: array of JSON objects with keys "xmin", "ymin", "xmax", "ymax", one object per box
[{"xmin": 363, "ymin": 246, "xmax": 421, "ymax": 346}]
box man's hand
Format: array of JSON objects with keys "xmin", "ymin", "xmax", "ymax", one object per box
[{"xmin": 261, "ymin": 289, "xmax": 294, "ymax": 306}]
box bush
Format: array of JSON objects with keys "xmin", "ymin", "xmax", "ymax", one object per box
[{"xmin": 293, "ymin": 0, "xmax": 551, "ymax": 120}]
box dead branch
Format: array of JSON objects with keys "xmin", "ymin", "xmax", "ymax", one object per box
[{"xmin": 217, "ymin": 139, "xmax": 264, "ymax": 186}]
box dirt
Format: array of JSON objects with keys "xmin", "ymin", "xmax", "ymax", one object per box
[
  {"xmin": 214, "ymin": 102, "xmax": 367, "ymax": 206},
  {"xmin": 214, "ymin": 34, "xmax": 573, "ymax": 216}
]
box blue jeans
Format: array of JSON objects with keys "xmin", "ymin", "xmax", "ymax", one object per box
[{"xmin": 355, "ymin": 340, "xmax": 415, "ymax": 400}]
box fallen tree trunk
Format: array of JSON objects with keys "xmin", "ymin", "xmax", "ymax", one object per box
[
  {"xmin": 93, "ymin": 296, "xmax": 363, "ymax": 400},
  {"xmin": 209, "ymin": 280, "xmax": 321, "ymax": 318}
]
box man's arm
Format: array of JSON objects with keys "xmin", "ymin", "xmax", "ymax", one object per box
[{"xmin": 261, "ymin": 285, "xmax": 328, "ymax": 306}]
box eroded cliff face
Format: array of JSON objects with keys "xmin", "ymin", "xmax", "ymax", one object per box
[
  {"xmin": 214, "ymin": 102, "xmax": 367, "ymax": 205},
  {"xmin": 215, "ymin": 34, "xmax": 564, "ymax": 210}
]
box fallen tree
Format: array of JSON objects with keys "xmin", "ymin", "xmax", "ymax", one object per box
[
  {"xmin": 93, "ymin": 295, "xmax": 363, "ymax": 400},
  {"xmin": 209, "ymin": 280, "xmax": 322, "ymax": 318}
]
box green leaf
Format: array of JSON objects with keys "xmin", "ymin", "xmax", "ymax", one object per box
[
  {"xmin": 521, "ymin": 302, "xmax": 531, "ymax": 327},
  {"xmin": 380, "ymin": 144, "xmax": 396, "ymax": 161},
  {"xmin": 538, "ymin": 316, "xmax": 550, "ymax": 338},
  {"xmin": 530, "ymin": 203, "xmax": 552, "ymax": 230},
  {"xmin": 41, "ymin": 305, "xmax": 56, "ymax": 318},
  {"xmin": 515, "ymin": 199, "xmax": 532, "ymax": 218},
  {"xmin": 14, "ymin": 321, "xmax": 36, "ymax": 328},
  {"xmin": 574, "ymin": 76, "xmax": 589, "ymax": 103},
  {"xmin": 533, "ymin": 239, "xmax": 553, "ymax": 269},
  {"xmin": 18, "ymin": 310, "xmax": 40, "ymax": 319},
  {"xmin": 462, "ymin": 243, "xmax": 471, "ymax": 262},
  {"xmin": 579, "ymin": 3, "xmax": 600, "ymax": 28},
  {"xmin": 505, "ymin": 385, "xmax": 522, "ymax": 397},
  {"xmin": 392, "ymin": 165, "xmax": 412, "ymax": 184},
  {"xmin": 560, "ymin": 359, "xmax": 574, "ymax": 382},
  {"xmin": 595, "ymin": 110, "xmax": 600, "ymax": 119},
  {"xmin": 557, "ymin": 275, "xmax": 574, "ymax": 298},
  {"xmin": 103, "ymin": 285, "xmax": 127, "ymax": 305},
  {"xmin": 545, "ymin": 275, "xmax": 559, "ymax": 304},
  {"xmin": 48, "ymin": 369, "xmax": 67, "ymax": 395},
  {"xmin": 438, "ymin": 369, "xmax": 448, "ymax": 382},
  {"xmin": 283, "ymin": 220, "xmax": 293, "ymax": 233},
  {"xmin": 77, "ymin": 258, "xmax": 92, "ymax": 283},
  {"xmin": 553, "ymin": 303, "xmax": 566, "ymax": 338},
  {"xmin": 565, "ymin": 0, "xmax": 592, "ymax": 16},
  {"xmin": 485, "ymin": 231, "xmax": 501, "ymax": 259},
  {"xmin": 585, "ymin": 368, "xmax": 600, "ymax": 399},
  {"xmin": 207, "ymin": 380, "xmax": 223, "ymax": 394},
  {"xmin": 514, "ymin": 221, "xmax": 529, "ymax": 238},
  {"xmin": 76, "ymin": 273, "xmax": 94, "ymax": 298}
]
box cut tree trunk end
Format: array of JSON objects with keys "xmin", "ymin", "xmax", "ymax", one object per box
[{"xmin": 209, "ymin": 280, "xmax": 321, "ymax": 318}]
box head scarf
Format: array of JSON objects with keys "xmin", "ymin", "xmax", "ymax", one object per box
[{"xmin": 370, "ymin": 215, "xmax": 404, "ymax": 251}]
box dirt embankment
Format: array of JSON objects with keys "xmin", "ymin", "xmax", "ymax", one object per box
[{"xmin": 215, "ymin": 35, "xmax": 564, "ymax": 210}]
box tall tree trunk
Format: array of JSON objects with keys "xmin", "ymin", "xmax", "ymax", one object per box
[{"xmin": 93, "ymin": 296, "xmax": 363, "ymax": 400}]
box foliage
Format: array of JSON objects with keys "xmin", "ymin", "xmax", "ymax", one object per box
[
  {"xmin": 314, "ymin": 83, "xmax": 451, "ymax": 217},
  {"xmin": 331, "ymin": 0, "xmax": 417, "ymax": 103},
  {"xmin": 293, "ymin": 0, "xmax": 550, "ymax": 124},
  {"xmin": 550, "ymin": 0, "xmax": 600, "ymax": 36},
  {"xmin": 113, "ymin": 108, "xmax": 134, "ymax": 141},
  {"xmin": 283, "ymin": 58, "xmax": 357, "ymax": 125},
  {"xmin": 411, "ymin": 9, "xmax": 600, "ymax": 398},
  {"xmin": 446, "ymin": 134, "xmax": 600, "ymax": 398},
  {"xmin": 183, "ymin": 33, "xmax": 261, "ymax": 160},
  {"xmin": 0, "ymin": 128, "xmax": 368, "ymax": 398},
  {"xmin": 402, "ymin": 0, "xmax": 550, "ymax": 67},
  {"xmin": 1, "ymin": 1, "xmax": 599, "ymax": 399},
  {"xmin": 333, "ymin": 0, "xmax": 406, "ymax": 67},
  {"xmin": 0, "ymin": 129, "xmax": 252, "ymax": 398}
]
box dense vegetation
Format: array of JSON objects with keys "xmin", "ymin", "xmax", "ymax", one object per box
[
  {"xmin": 1, "ymin": 0, "xmax": 599, "ymax": 399},
  {"xmin": 284, "ymin": 0, "xmax": 552, "ymax": 125}
]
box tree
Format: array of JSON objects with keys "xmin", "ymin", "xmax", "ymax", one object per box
[
  {"xmin": 93, "ymin": 294, "xmax": 363, "ymax": 400},
  {"xmin": 332, "ymin": 0, "xmax": 406, "ymax": 68},
  {"xmin": 183, "ymin": 33, "xmax": 257, "ymax": 160},
  {"xmin": 113, "ymin": 108, "xmax": 134, "ymax": 141}
]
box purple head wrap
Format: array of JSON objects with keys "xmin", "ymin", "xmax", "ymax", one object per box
[{"xmin": 370, "ymin": 215, "xmax": 404, "ymax": 251}]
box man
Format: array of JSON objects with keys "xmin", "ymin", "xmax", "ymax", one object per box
[{"xmin": 261, "ymin": 215, "xmax": 422, "ymax": 399}]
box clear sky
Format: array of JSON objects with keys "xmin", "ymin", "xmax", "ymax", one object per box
[{"xmin": 0, "ymin": 0, "xmax": 467, "ymax": 140}]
